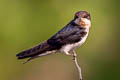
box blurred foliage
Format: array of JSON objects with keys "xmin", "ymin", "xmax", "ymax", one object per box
[{"xmin": 0, "ymin": 0, "xmax": 120, "ymax": 80}]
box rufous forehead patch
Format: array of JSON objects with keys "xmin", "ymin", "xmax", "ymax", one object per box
[{"xmin": 81, "ymin": 13, "xmax": 87, "ymax": 17}]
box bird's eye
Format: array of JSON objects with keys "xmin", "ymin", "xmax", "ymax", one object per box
[
  {"xmin": 75, "ymin": 16, "xmax": 78, "ymax": 18},
  {"xmin": 84, "ymin": 15, "xmax": 88, "ymax": 18}
]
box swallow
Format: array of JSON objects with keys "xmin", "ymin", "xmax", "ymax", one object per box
[{"xmin": 16, "ymin": 11, "xmax": 91, "ymax": 63}]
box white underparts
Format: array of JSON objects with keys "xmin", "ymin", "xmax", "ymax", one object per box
[{"xmin": 60, "ymin": 28, "xmax": 90, "ymax": 54}]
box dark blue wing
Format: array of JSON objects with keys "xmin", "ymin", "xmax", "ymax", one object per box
[{"xmin": 47, "ymin": 22, "xmax": 87, "ymax": 48}]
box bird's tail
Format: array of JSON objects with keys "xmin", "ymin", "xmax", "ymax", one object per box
[{"xmin": 16, "ymin": 41, "xmax": 56, "ymax": 63}]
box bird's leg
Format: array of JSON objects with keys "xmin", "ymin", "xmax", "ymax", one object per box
[
  {"xmin": 72, "ymin": 50, "xmax": 77, "ymax": 60},
  {"xmin": 72, "ymin": 50, "xmax": 82, "ymax": 80}
]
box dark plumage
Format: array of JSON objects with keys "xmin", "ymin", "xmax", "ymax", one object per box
[{"xmin": 47, "ymin": 21, "xmax": 86, "ymax": 47}]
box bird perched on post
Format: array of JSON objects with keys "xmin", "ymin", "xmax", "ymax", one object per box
[{"xmin": 16, "ymin": 11, "xmax": 91, "ymax": 63}]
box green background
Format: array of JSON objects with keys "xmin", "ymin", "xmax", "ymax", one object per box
[{"xmin": 0, "ymin": 0, "xmax": 120, "ymax": 80}]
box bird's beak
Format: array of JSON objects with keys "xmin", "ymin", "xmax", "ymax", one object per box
[{"xmin": 79, "ymin": 18, "xmax": 81, "ymax": 21}]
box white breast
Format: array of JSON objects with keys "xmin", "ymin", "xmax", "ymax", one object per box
[{"xmin": 60, "ymin": 28, "xmax": 89, "ymax": 53}]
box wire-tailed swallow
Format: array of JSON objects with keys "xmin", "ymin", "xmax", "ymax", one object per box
[{"xmin": 16, "ymin": 11, "xmax": 91, "ymax": 63}]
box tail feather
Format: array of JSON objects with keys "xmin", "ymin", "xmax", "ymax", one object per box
[
  {"xmin": 16, "ymin": 41, "xmax": 55, "ymax": 59},
  {"xmin": 23, "ymin": 55, "xmax": 39, "ymax": 64}
]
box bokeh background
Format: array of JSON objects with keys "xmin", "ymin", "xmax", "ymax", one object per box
[{"xmin": 0, "ymin": 0, "xmax": 120, "ymax": 80}]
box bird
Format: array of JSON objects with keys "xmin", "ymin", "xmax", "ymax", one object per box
[{"xmin": 16, "ymin": 11, "xmax": 91, "ymax": 64}]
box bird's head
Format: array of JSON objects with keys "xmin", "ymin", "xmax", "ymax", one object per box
[{"xmin": 74, "ymin": 11, "xmax": 91, "ymax": 28}]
